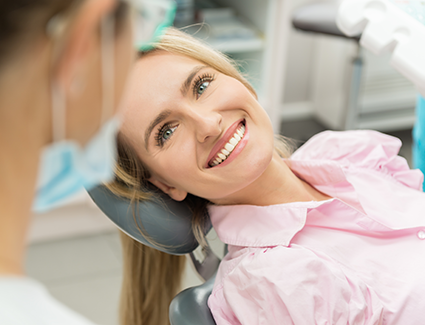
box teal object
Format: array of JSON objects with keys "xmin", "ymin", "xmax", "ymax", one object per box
[
  {"xmin": 413, "ymin": 95, "xmax": 425, "ymax": 191},
  {"xmin": 134, "ymin": 0, "xmax": 177, "ymax": 51},
  {"xmin": 148, "ymin": 1, "xmax": 177, "ymax": 46}
]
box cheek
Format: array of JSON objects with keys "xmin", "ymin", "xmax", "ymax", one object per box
[
  {"xmin": 148, "ymin": 141, "xmax": 197, "ymax": 185},
  {"xmin": 213, "ymin": 81, "xmax": 250, "ymax": 109}
]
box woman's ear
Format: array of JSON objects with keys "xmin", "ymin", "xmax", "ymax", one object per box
[{"xmin": 148, "ymin": 177, "xmax": 188, "ymax": 202}]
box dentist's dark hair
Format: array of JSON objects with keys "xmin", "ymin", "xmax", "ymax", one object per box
[{"xmin": 0, "ymin": 0, "xmax": 128, "ymax": 64}]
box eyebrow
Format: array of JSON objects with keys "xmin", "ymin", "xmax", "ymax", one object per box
[
  {"xmin": 180, "ymin": 65, "xmax": 208, "ymax": 96},
  {"xmin": 144, "ymin": 109, "xmax": 172, "ymax": 150}
]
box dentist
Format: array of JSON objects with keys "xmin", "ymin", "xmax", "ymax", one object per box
[{"xmin": 0, "ymin": 0, "xmax": 173, "ymax": 323}]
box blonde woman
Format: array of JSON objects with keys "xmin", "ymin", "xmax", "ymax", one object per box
[{"xmin": 112, "ymin": 28, "xmax": 425, "ymax": 325}]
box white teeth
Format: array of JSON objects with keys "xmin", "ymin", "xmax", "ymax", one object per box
[
  {"xmin": 229, "ymin": 137, "xmax": 238, "ymax": 146},
  {"xmin": 225, "ymin": 143, "xmax": 235, "ymax": 152},
  {"xmin": 209, "ymin": 122, "xmax": 246, "ymax": 167}
]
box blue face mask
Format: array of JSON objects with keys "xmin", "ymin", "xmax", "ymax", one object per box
[
  {"xmin": 33, "ymin": 13, "xmax": 120, "ymax": 213},
  {"xmin": 33, "ymin": 118, "xmax": 121, "ymax": 213}
]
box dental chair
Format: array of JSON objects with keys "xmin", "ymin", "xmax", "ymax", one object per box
[{"xmin": 87, "ymin": 184, "xmax": 219, "ymax": 325}]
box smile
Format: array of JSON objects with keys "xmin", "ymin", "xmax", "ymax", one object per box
[{"xmin": 208, "ymin": 120, "xmax": 246, "ymax": 168}]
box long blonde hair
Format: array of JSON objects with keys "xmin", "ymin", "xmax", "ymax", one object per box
[{"xmin": 108, "ymin": 27, "xmax": 293, "ymax": 325}]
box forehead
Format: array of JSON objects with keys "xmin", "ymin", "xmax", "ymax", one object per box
[
  {"xmin": 129, "ymin": 51, "xmax": 203, "ymax": 93},
  {"xmin": 125, "ymin": 51, "xmax": 206, "ymax": 106}
]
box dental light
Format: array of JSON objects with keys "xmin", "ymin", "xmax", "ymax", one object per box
[{"xmin": 337, "ymin": 0, "xmax": 425, "ymax": 96}]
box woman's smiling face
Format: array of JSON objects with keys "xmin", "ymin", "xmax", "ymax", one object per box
[{"xmin": 121, "ymin": 51, "xmax": 275, "ymax": 204}]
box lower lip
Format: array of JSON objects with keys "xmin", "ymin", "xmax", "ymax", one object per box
[{"xmin": 213, "ymin": 122, "xmax": 249, "ymax": 169}]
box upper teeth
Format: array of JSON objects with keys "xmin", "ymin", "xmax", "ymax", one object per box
[{"xmin": 210, "ymin": 124, "xmax": 245, "ymax": 167}]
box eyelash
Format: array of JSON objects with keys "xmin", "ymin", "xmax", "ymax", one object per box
[
  {"xmin": 192, "ymin": 73, "xmax": 216, "ymax": 99},
  {"xmin": 154, "ymin": 73, "xmax": 216, "ymax": 148}
]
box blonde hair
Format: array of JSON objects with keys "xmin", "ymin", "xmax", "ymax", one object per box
[
  {"xmin": 108, "ymin": 27, "xmax": 293, "ymax": 325},
  {"xmin": 119, "ymin": 232, "xmax": 185, "ymax": 325}
]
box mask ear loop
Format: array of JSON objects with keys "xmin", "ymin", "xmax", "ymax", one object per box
[
  {"xmin": 50, "ymin": 82, "xmax": 67, "ymax": 142},
  {"xmin": 47, "ymin": 13, "xmax": 68, "ymax": 143},
  {"xmin": 101, "ymin": 13, "xmax": 115, "ymax": 124},
  {"xmin": 48, "ymin": 10, "xmax": 116, "ymax": 144}
]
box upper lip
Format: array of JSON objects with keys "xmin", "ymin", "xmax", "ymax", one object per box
[{"xmin": 205, "ymin": 118, "xmax": 245, "ymax": 168}]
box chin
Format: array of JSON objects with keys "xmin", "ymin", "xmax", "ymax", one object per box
[
  {"xmin": 246, "ymin": 146, "xmax": 274, "ymax": 178},
  {"xmin": 222, "ymin": 144, "xmax": 274, "ymax": 198}
]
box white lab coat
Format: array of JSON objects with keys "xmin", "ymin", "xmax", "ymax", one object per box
[{"xmin": 0, "ymin": 277, "xmax": 97, "ymax": 325}]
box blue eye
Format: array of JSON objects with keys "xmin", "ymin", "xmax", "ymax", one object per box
[
  {"xmin": 162, "ymin": 127, "xmax": 175, "ymax": 140},
  {"xmin": 155, "ymin": 124, "xmax": 177, "ymax": 147},
  {"xmin": 193, "ymin": 73, "xmax": 215, "ymax": 99},
  {"xmin": 197, "ymin": 81, "xmax": 210, "ymax": 95}
]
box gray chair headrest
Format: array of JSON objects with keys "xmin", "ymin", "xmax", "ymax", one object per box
[{"xmin": 87, "ymin": 185, "xmax": 211, "ymax": 255}]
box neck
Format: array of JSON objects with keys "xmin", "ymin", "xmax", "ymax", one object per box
[
  {"xmin": 214, "ymin": 151, "xmax": 330, "ymax": 207},
  {"xmin": 0, "ymin": 53, "xmax": 50, "ymax": 275}
]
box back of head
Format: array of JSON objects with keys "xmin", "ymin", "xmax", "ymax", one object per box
[
  {"xmin": 0, "ymin": 0, "xmax": 77, "ymax": 65},
  {"xmin": 0, "ymin": 0, "xmax": 128, "ymax": 67}
]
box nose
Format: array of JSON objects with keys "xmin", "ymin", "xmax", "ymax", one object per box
[{"xmin": 190, "ymin": 110, "xmax": 222, "ymax": 143}]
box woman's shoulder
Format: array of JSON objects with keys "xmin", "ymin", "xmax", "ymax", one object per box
[
  {"xmin": 290, "ymin": 130, "xmax": 423, "ymax": 190},
  {"xmin": 290, "ymin": 130, "xmax": 406, "ymax": 172},
  {"xmin": 291, "ymin": 130, "xmax": 402, "ymax": 163}
]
